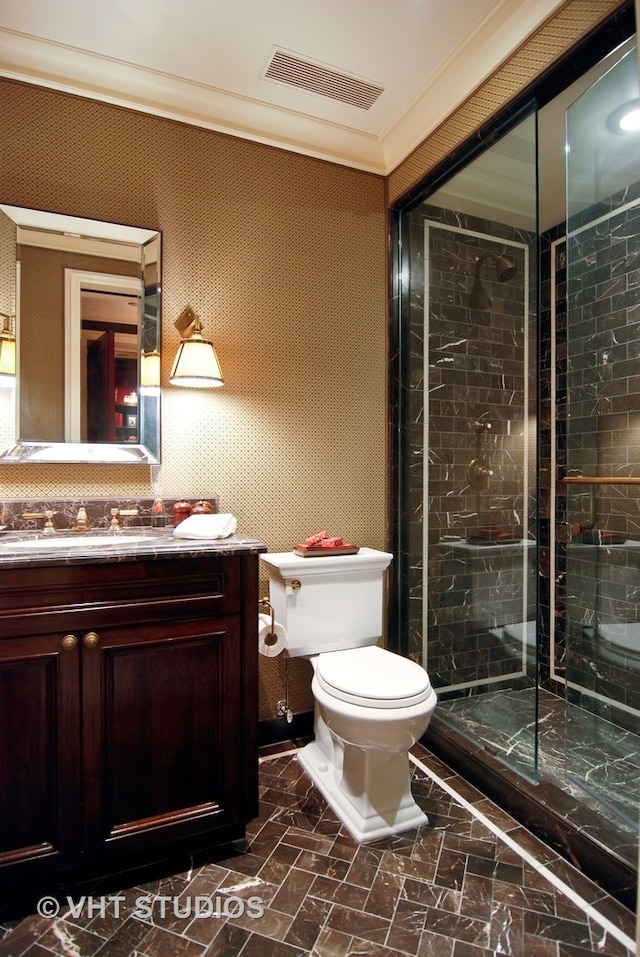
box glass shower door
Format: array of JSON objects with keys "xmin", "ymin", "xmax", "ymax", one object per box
[
  {"xmin": 564, "ymin": 44, "xmax": 640, "ymax": 826},
  {"xmin": 400, "ymin": 109, "xmax": 539, "ymax": 780}
]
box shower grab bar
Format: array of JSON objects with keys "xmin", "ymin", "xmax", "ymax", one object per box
[{"xmin": 563, "ymin": 476, "xmax": 640, "ymax": 485}]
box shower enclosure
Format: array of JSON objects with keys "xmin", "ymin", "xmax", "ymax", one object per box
[
  {"xmin": 562, "ymin": 44, "xmax": 640, "ymax": 829},
  {"xmin": 396, "ymin": 108, "xmax": 539, "ymax": 782},
  {"xmin": 391, "ymin": 28, "xmax": 640, "ymax": 903}
]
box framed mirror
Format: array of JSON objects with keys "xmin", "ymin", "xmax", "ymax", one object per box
[{"xmin": 0, "ymin": 205, "xmax": 161, "ymax": 464}]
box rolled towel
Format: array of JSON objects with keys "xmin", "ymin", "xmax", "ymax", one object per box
[{"xmin": 173, "ymin": 513, "xmax": 237, "ymax": 540}]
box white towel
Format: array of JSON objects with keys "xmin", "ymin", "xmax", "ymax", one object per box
[{"xmin": 173, "ymin": 513, "xmax": 237, "ymax": 540}]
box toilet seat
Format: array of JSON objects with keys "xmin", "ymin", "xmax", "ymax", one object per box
[{"xmin": 315, "ymin": 645, "xmax": 432, "ymax": 709}]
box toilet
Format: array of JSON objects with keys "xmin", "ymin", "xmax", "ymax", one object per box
[
  {"xmin": 598, "ymin": 623, "xmax": 640, "ymax": 671},
  {"xmin": 260, "ymin": 548, "xmax": 437, "ymax": 843}
]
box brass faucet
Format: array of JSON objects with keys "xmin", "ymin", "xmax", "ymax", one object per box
[
  {"xmin": 21, "ymin": 509, "xmax": 56, "ymax": 534},
  {"xmin": 72, "ymin": 506, "xmax": 90, "ymax": 532}
]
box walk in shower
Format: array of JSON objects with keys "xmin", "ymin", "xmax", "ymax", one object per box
[{"xmin": 391, "ymin": 25, "xmax": 640, "ymax": 905}]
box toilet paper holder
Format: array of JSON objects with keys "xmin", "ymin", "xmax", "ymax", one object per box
[
  {"xmin": 258, "ymin": 597, "xmax": 293, "ymax": 723},
  {"xmin": 258, "ymin": 597, "xmax": 279, "ymax": 647}
]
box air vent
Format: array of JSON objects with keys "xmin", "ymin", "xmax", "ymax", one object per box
[{"xmin": 264, "ymin": 49, "xmax": 384, "ymax": 111}]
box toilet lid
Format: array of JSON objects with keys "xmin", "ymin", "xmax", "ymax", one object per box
[{"xmin": 315, "ymin": 645, "xmax": 432, "ymax": 709}]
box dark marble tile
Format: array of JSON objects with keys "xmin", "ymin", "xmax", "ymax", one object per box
[{"xmin": 0, "ymin": 744, "xmax": 635, "ymax": 957}]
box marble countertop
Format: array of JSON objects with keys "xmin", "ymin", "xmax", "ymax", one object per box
[{"xmin": 0, "ymin": 527, "xmax": 267, "ymax": 568}]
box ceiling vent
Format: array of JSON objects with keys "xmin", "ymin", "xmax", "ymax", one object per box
[{"xmin": 264, "ymin": 48, "xmax": 384, "ymax": 111}]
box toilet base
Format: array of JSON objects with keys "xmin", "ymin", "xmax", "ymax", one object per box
[{"xmin": 297, "ymin": 739, "xmax": 429, "ymax": 843}]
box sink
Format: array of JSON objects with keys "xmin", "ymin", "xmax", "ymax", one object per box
[{"xmin": 0, "ymin": 534, "xmax": 152, "ymax": 550}]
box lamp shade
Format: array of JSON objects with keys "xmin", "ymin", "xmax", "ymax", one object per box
[
  {"xmin": 169, "ymin": 333, "xmax": 224, "ymax": 388},
  {"xmin": 0, "ymin": 335, "xmax": 15, "ymax": 376},
  {"xmin": 140, "ymin": 350, "xmax": 161, "ymax": 388}
]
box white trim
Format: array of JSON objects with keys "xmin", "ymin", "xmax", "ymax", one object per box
[
  {"xmin": 549, "ymin": 235, "xmax": 565, "ymax": 686},
  {"xmin": 63, "ymin": 270, "xmax": 140, "ymax": 442},
  {"xmin": 423, "ymin": 220, "xmax": 531, "ymax": 691},
  {"xmin": 409, "ymin": 752, "xmax": 636, "ymax": 955}
]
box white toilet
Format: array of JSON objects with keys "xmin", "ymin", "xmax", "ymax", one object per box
[{"xmin": 260, "ymin": 548, "xmax": 437, "ymax": 843}]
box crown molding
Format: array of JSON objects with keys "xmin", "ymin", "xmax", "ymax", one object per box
[{"xmin": 0, "ymin": 1, "xmax": 569, "ymax": 176}]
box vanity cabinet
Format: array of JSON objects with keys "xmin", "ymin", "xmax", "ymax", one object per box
[{"xmin": 0, "ymin": 549, "xmax": 261, "ymax": 885}]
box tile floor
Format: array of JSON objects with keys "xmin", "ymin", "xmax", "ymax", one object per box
[
  {"xmin": 437, "ymin": 687, "xmax": 640, "ymax": 830},
  {"xmin": 0, "ymin": 741, "xmax": 636, "ymax": 957}
]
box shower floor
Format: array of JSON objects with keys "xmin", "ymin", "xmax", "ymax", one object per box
[{"xmin": 436, "ymin": 687, "xmax": 640, "ymax": 840}]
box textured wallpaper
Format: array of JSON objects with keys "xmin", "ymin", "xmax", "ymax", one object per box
[
  {"xmin": 0, "ymin": 0, "xmax": 624, "ymax": 721},
  {"xmin": 388, "ymin": 0, "xmax": 625, "ymax": 205},
  {"xmin": 0, "ymin": 78, "xmax": 387, "ymax": 718}
]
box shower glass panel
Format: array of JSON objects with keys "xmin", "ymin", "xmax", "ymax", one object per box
[
  {"xmin": 564, "ymin": 44, "xmax": 640, "ymax": 826},
  {"xmin": 400, "ymin": 109, "xmax": 539, "ymax": 780}
]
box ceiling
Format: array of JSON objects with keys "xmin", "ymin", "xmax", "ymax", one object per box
[{"xmin": 0, "ymin": 0, "xmax": 568, "ymax": 175}]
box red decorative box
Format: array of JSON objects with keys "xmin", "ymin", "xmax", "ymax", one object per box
[{"xmin": 293, "ymin": 544, "xmax": 359, "ymax": 557}]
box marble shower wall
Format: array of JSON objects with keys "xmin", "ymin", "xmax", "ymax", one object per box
[
  {"xmin": 562, "ymin": 187, "xmax": 640, "ymax": 728},
  {"xmin": 405, "ymin": 203, "xmax": 537, "ymax": 692}
]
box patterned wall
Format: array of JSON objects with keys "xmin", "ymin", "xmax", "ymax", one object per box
[
  {"xmin": 388, "ymin": 0, "xmax": 626, "ymax": 206},
  {"xmin": 17, "ymin": 245, "xmax": 138, "ymax": 442},
  {"xmin": 0, "ymin": 78, "xmax": 387, "ymax": 721},
  {"xmin": 0, "ymin": 0, "xmax": 627, "ymax": 726}
]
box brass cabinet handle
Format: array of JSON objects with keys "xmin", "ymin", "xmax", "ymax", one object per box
[
  {"xmin": 61, "ymin": 634, "xmax": 78, "ymax": 651},
  {"xmin": 83, "ymin": 631, "xmax": 100, "ymax": 649}
]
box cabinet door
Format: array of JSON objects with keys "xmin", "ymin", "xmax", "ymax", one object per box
[
  {"xmin": 81, "ymin": 615, "xmax": 243, "ymax": 858},
  {"xmin": 0, "ymin": 634, "xmax": 81, "ymax": 879}
]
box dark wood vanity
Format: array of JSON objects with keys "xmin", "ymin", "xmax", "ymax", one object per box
[{"xmin": 0, "ymin": 534, "xmax": 265, "ymax": 888}]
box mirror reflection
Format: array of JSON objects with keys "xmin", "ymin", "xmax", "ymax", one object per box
[{"xmin": 0, "ymin": 206, "xmax": 161, "ymax": 464}]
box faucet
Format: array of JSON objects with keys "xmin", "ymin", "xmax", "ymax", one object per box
[
  {"xmin": 21, "ymin": 509, "xmax": 56, "ymax": 534},
  {"xmin": 72, "ymin": 506, "xmax": 90, "ymax": 532}
]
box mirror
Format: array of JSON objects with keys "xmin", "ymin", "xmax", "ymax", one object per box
[{"xmin": 0, "ymin": 205, "xmax": 161, "ymax": 464}]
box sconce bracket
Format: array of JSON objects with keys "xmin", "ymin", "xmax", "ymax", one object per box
[{"xmin": 174, "ymin": 305, "xmax": 198, "ymax": 337}]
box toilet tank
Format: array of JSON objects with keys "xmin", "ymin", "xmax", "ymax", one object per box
[{"xmin": 260, "ymin": 548, "xmax": 393, "ymax": 657}]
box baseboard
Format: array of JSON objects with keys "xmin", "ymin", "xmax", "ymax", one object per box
[{"xmin": 259, "ymin": 710, "xmax": 314, "ymax": 748}]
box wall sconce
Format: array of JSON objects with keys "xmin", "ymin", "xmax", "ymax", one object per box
[
  {"xmin": 140, "ymin": 350, "xmax": 161, "ymax": 389},
  {"xmin": 0, "ymin": 312, "xmax": 16, "ymax": 377},
  {"xmin": 169, "ymin": 306, "xmax": 224, "ymax": 388}
]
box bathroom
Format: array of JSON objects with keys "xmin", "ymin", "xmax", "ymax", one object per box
[{"xmin": 0, "ymin": 0, "xmax": 637, "ymax": 945}]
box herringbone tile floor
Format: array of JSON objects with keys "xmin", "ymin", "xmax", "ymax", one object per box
[{"xmin": 0, "ymin": 742, "xmax": 635, "ymax": 956}]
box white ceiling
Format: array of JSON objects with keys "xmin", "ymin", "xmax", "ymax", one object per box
[{"xmin": 0, "ymin": 0, "xmax": 567, "ymax": 174}]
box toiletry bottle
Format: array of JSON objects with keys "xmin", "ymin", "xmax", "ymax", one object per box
[
  {"xmin": 172, "ymin": 500, "xmax": 192, "ymax": 526},
  {"xmin": 192, "ymin": 499, "xmax": 214, "ymax": 514},
  {"xmin": 152, "ymin": 496, "xmax": 167, "ymax": 527}
]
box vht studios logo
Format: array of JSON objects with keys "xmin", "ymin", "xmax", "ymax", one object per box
[{"xmin": 36, "ymin": 894, "xmax": 265, "ymax": 920}]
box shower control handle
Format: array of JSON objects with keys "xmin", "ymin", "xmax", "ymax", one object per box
[{"xmin": 467, "ymin": 458, "xmax": 494, "ymax": 490}]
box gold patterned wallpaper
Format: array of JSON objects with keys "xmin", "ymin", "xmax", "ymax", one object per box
[
  {"xmin": 389, "ymin": 0, "xmax": 625, "ymax": 204},
  {"xmin": 0, "ymin": 75, "xmax": 387, "ymax": 720},
  {"xmin": 0, "ymin": 0, "xmax": 627, "ymax": 722}
]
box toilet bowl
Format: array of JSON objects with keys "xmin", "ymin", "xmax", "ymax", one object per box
[
  {"xmin": 299, "ymin": 645, "xmax": 437, "ymax": 842},
  {"xmin": 260, "ymin": 548, "xmax": 437, "ymax": 843},
  {"xmin": 598, "ymin": 623, "xmax": 640, "ymax": 671}
]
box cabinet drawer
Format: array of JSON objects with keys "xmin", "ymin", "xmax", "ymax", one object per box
[{"xmin": 0, "ymin": 554, "xmax": 242, "ymax": 627}]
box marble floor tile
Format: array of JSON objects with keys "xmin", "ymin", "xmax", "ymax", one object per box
[{"xmin": 0, "ymin": 742, "xmax": 635, "ymax": 957}]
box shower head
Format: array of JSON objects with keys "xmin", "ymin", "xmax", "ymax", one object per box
[
  {"xmin": 469, "ymin": 252, "xmax": 517, "ymax": 309},
  {"xmin": 493, "ymin": 254, "xmax": 517, "ymax": 282}
]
